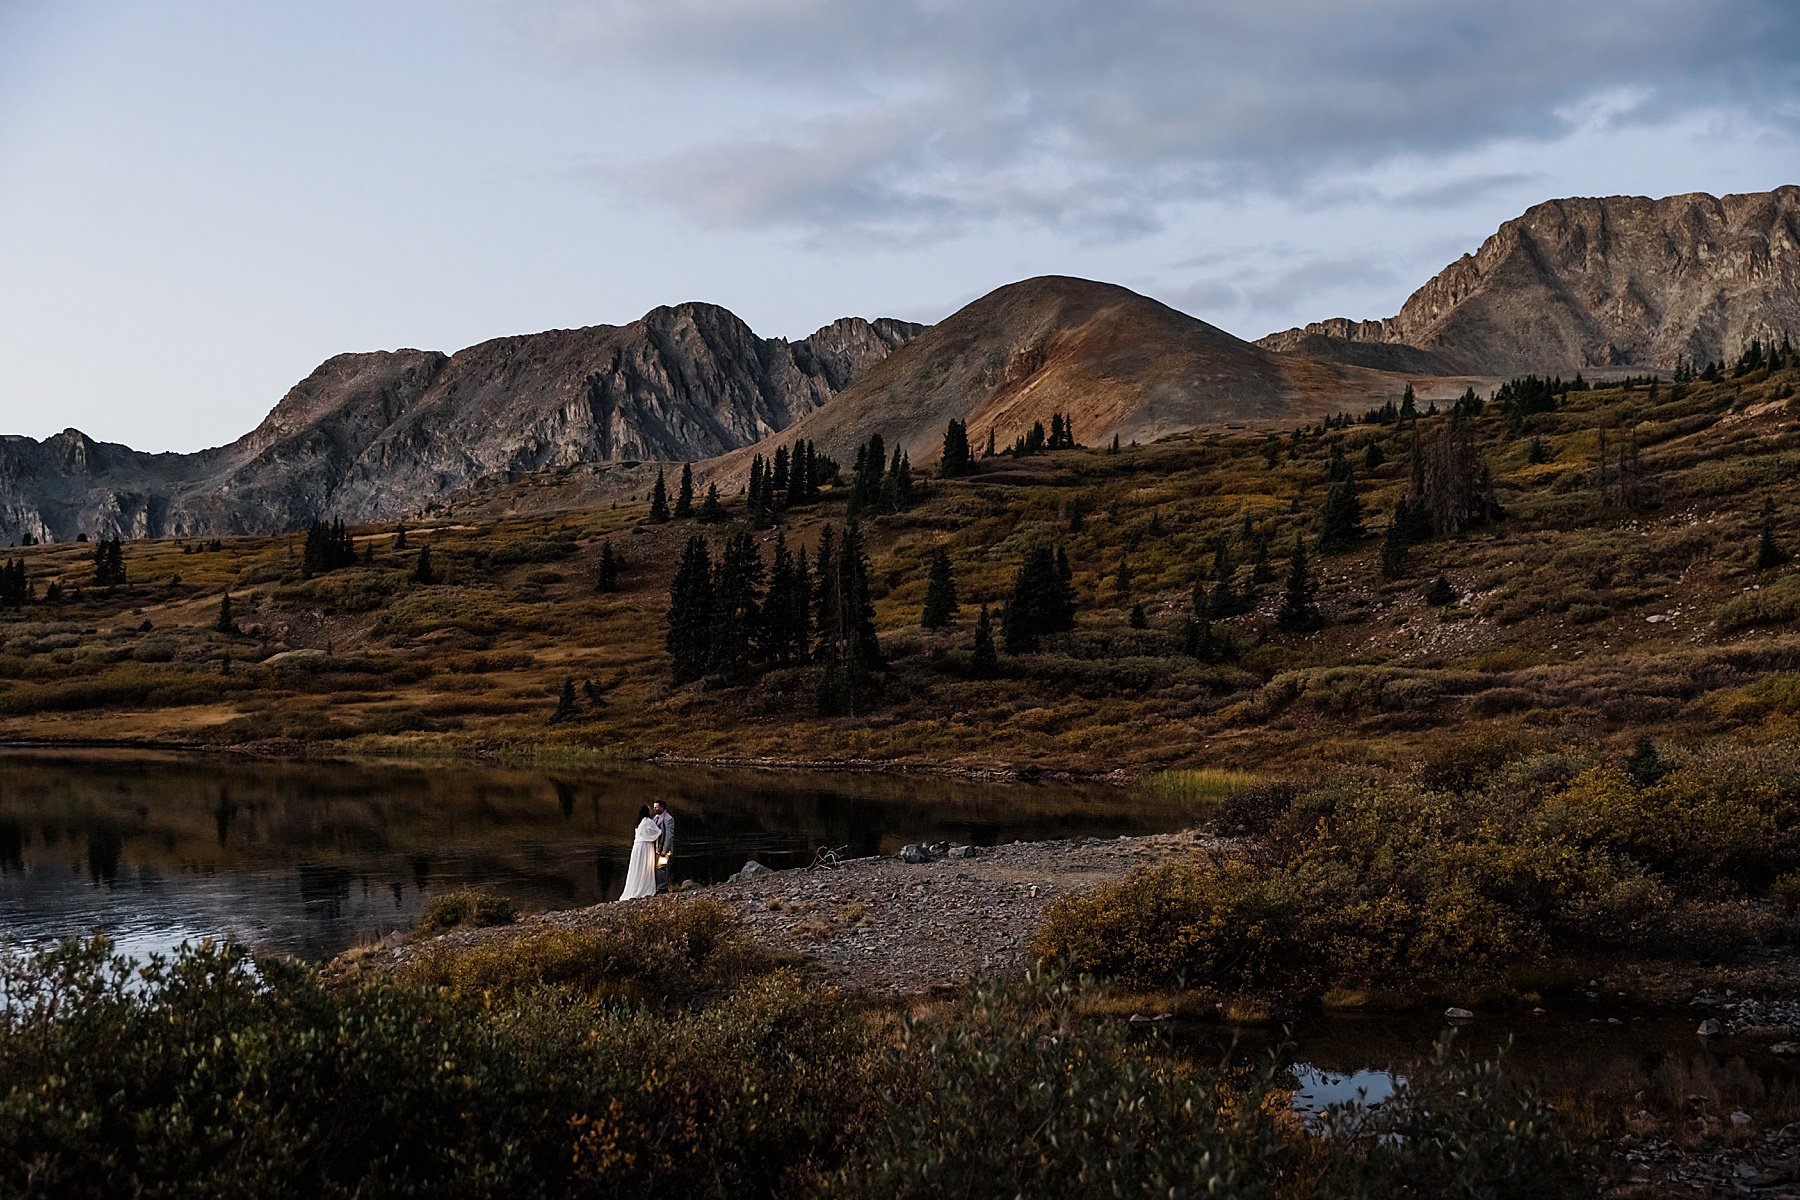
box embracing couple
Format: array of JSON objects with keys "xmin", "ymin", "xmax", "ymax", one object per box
[{"xmin": 619, "ymin": 800, "xmax": 674, "ymax": 901}]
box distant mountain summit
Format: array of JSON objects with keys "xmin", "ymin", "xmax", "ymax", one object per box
[
  {"xmin": 0, "ymin": 305, "xmax": 920, "ymax": 542},
  {"xmin": 1260, "ymin": 187, "xmax": 1800, "ymax": 374},
  {"xmin": 720, "ymin": 275, "xmax": 1413, "ymax": 472}
]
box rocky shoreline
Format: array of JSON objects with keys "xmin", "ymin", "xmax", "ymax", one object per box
[{"xmin": 359, "ymin": 829, "xmax": 1215, "ymax": 996}]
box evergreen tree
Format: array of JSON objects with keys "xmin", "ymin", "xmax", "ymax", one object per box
[
  {"xmin": 1758, "ymin": 497, "xmax": 1787, "ymax": 569},
  {"xmin": 1277, "ymin": 540, "xmax": 1320, "ymax": 631},
  {"xmin": 0, "ymin": 559, "xmax": 30, "ymax": 608},
  {"xmin": 985, "ymin": 428, "xmax": 997, "ymax": 458},
  {"xmin": 664, "ymin": 537, "xmax": 714, "ymax": 684},
  {"xmin": 1001, "ymin": 546, "xmax": 1077, "ymax": 653},
  {"xmin": 969, "ymin": 605, "xmax": 999, "ymax": 678},
  {"xmin": 1326, "ymin": 442, "xmax": 1352, "ymax": 483},
  {"xmin": 649, "ymin": 468, "xmax": 671, "ymax": 523},
  {"xmin": 1128, "ymin": 603, "xmax": 1148, "ymax": 630},
  {"xmin": 1424, "ymin": 574, "xmax": 1456, "ymax": 606},
  {"xmin": 1525, "ymin": 435, "xmax": 1550, "ymax": 465},
  {"xmin": 1363, "ymin": 441, "xmax": 1386, "ymax": 470},
  {"xmin": 790, "ymin": 546, "xmax": 814, "ymax": 663},
  {"xmin": 758, "ymin": 534, "xmax": 807, "ymax": 666},
  {"xmin": 1113, "ymin": 555, "xmax": 1132, "ymax": 593},
  {"xmin": 550, "ymin": 679, "xmax": 580, "ymax": 723},
  {"xmin": 771, "ymin": 446, "xmax": 791, "ymax": 503},
  {"xmin": 698, "ymin": 483, "xmax": 727, "ymax": 523},
  {"xmin": 393, "ymin": 523, "xmax": 409, "ymax": 551},
  {"xmin": 1182, "ymin": 590, "xmax": 1218, "ymax": 662},
  {"xmin": 920, "ymin": 547, "xmax": 959, "ymax": 629},
  {"xmin": 1317, "ymin": 471, "xmax": 1364, "ymax": 551},
  {"xmin": 1250, "ymin": 535, "xmax": 1273, "ymax": 586},
  {"xmin": 411, "ymin": 546, "xmax": 437, "ymax": 584},
  {"xmin": 1110, "ymin": 433, "xmax": 1121, "ymax": 455},
  {"xmin": 215, "ymin": 593, "xmax": 237, "ymax": 634},
  {"xmin": 1408, "ymin": 424, "xmax": 1500, "ymax": 536},
  {"xmin": 940, "ymin": 419, "xmax": 972, "ymax": 478},
  {"xmin": 1625, "ymin": 735, "xmax": 1670, "ymax": 787},
  {"xmin": 1208, "ymin": 537, "xmax": 1240, "ymax": 617},
  {"xmin": 1399, "ymin": 383, "xmax": 1417, "ymax": 421},
  {"xmin": 674, "ymin": 463, "xmax": 695, "ymax": 519},
  {"xmin": 1380, "ymin": 500, "xmax": 1412, "ymax": 579},
  {"xmin": 91, "ymin": 537, "xmax": 126, "ymax": 587},
  {"xmin": 597, "ymin": 541, "xmax": 622, "ymax": 592},
  {"xmin": 787, "ymin": 441, "xmax": 813, "ymax": 507},
  {"xmin": 708, "ymin": 530, "xmax": 765, "ymax": 680},
  {"xmin": 815, "ymin": 522, "xmax": 881, "ymax": 712}
]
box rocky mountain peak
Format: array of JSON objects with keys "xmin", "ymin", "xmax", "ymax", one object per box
[{"xmin": 1259, "ymin": 187, "xmax": 1800, "ymax": 374}]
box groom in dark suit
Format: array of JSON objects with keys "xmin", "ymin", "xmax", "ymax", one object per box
[{"xmin": 651, "ymin": 801, "xmax": 674, "ymax": 893}]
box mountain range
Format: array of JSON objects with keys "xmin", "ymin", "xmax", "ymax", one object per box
[{"xmin": 3, "ymin": 187, "xmax": 1796, "ymax": 543}]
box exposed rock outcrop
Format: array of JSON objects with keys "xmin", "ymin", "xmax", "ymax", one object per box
[
  {"xmin": 0, "ymin": 306, "xmax": 922, "ymax": 543},
  {"xmin": 1260, "ymin": 187, "xmax": 1800, "ymax": 374}
]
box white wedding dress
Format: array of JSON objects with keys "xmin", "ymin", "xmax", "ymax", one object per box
[{"xmin": 619, "ymin": 816, "xmax": 661, "ymax": 900}]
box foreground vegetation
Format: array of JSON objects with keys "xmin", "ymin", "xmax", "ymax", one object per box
[
  {"xmin": 1047, "ymin": 735, "xmax": 1800, "ymax": 1010},
  {"xmin": 0, "ymin": 925, "xmax": 1589, "ymax": 1198}
]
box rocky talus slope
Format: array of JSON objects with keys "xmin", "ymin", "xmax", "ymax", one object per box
[{"xmin": 1260, "ymin": 187, "xmax": 1800, "ymax": 374}]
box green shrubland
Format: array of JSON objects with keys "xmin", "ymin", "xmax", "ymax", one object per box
[
  {"xmin": 0, "ymin": 936, "xmax": 1589, "ymax": 1198},
  {"xmin": 1039, "ymin": 739, "xmax": 1800, "ymax": 1004}
]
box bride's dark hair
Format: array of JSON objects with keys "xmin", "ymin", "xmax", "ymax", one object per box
[{"xmin": 638, "ymin": 805, "xmax": 651, "ymax": 819}]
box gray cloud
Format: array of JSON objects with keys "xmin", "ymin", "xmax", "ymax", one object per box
[{"xmin": 509, "ymin": 0, "xmax": 1800, "ymax": 239}]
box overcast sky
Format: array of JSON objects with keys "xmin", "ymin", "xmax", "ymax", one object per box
[{"xmin": 2, "ymin": 0, "xmax": 1796, "ymax": 451}]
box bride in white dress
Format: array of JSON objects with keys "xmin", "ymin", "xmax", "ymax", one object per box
[{"xmin": 619, "ymin": 805, "xmax": 661, "ymax": 900}]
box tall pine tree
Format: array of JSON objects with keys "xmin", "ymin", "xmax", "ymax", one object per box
[
  {"xmin": 1277, "ymin": 539, "xmax": 1320, "ymax": 631},
  {"xmin": 664, "ymin": 536, "xmax": 714, "ymax": 683},
  {"xmin": 920, "ymin": 547, "xmax": 959, "ymax": 628},
  {"xmin": 649, "ymin": 468, "xmax": 671, "ymax": 523},
  {"xmin": 674, "ymin": 464, "xmax": 695, "ymax": 519}
]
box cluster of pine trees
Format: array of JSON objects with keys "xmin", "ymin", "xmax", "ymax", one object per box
[
  {"xmin": 650, "ymin": 440, "xmax": 836, "ymax": 528},
  {"xmin": 0, "ymin": 560, "xmax": 32, "ymax": 607},
  {"xmin": 596, "ymin": 541, "xmax": 624, "ymax": 592},
  {"xmin": 90, "ymin": 537, "xmax": 126, "ymax": 587},
  {"xmin": 664, "ymin": 525, "xmax": 880, "ymax": 707},
  {"xmin": 846, "ymin": 435, "xmax": 913, "ymax": 516},
  {"xmin": 1000, "ymin": 546, "xmax": 1075, "ymax": 652},
  {"xmin": 1005, "ymin": 413, "xmax": 1079, "ymax": 457},
  {"xmin": 300, "ymin": 520, "xmax": 358, "ymax": 579}
]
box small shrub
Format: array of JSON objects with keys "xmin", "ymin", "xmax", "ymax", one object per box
[{"xmin": 413, "ymin": 887, "xmax": 517, "ymax": 936}]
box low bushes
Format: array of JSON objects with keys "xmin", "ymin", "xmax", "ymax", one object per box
[
  {"xmin": 412, "ymin": 887, "xmax": 517, "ymax": 935},
  {"xmin": 0, "ymin": 938, "xmax": 1591, "ymax": 1199},
  {"xmin": 400, "ymin": 898, "xmax": 765, "ymax": 1005},
  {"xmin": 1039, "ymin": 747, "xmax": 1800, "ymax": 1002}
]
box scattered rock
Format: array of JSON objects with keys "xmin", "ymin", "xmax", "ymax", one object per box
[
  {"xmin": 732, "ymin": 860, "xmax": 773, "ymax": 881},
  {"xmin": 1445, "ymin": 1007, "xmax": 1475, "ymax": 1020},
  {"xmin": 947, "ymin": 844, "xmax": 984, "ymax": 859},
  {"xmin": 1698, "ymin": 1018, "xmax": 1724, "ymax": 1038},
  {"xmin": 1770, "ymin": 1042, "xmax": 1799, "ymax": 1055},
  {"xmin": 900, "ymin": 843, "xmax": 939, "ymax": 864},
  {"xmin": 1732, "ymin": 1111, "xmax": 1754, "ymax": 1128}
]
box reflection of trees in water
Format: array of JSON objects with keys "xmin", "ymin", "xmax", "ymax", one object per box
[
  {"xmin": 409, "ymin": 854, "xmax": 432, "ymax": 895},
  {"xmin": 0, "ymin": 817, "xmax": 22, "ymax": 874},
  {"xmin": 552, "ymin": 779, "xmax": 577, "ymax": 821},
  {"xmin": 296, "ymin": 863, "xmax": 353, "ymax": 922},
  {"xmin": 86, "ymin": 826, "xmax": 123, "ymax": 886},
  {"xmin": 214, "ymin": 787, "xmax": 238, "ymax": 848}
]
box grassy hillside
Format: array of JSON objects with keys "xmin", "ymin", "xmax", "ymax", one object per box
[{"xmin": 2, "ymin": 365, "xmax": 1799, "ymax": 780}]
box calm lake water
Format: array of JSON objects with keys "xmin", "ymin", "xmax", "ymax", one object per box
[{"xmin": 0, "ymin": 750, "xmax": 1181, "ymax": 962}]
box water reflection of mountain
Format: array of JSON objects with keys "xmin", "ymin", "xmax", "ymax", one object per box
[{"xmin": 0, "ymin": 751, "xmax": 1194, "ymax": 961}]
